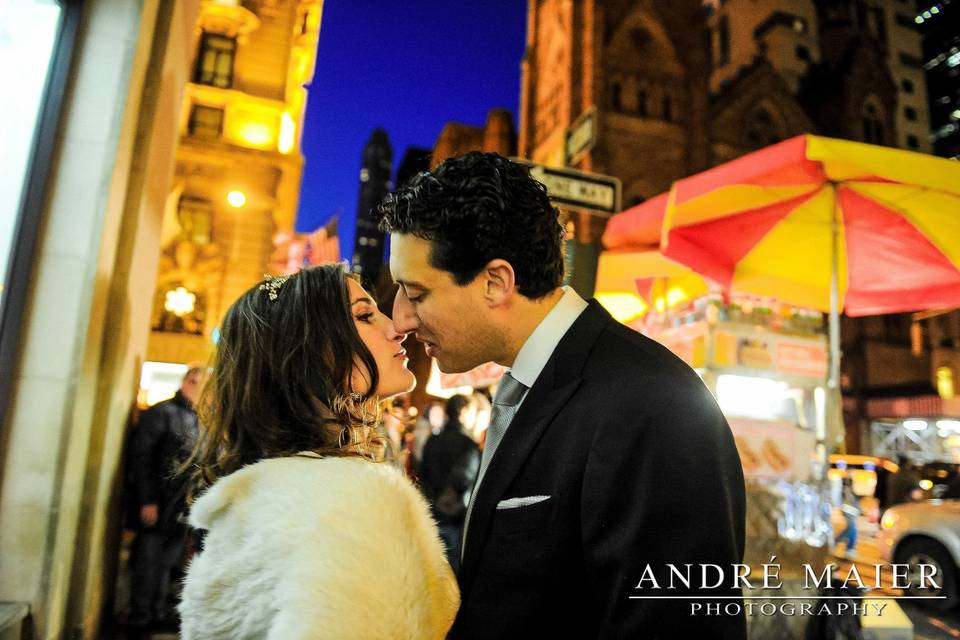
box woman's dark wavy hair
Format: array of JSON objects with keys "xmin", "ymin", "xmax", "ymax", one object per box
[
  {"xmin": 182, "ymin": 263, "xmax": 384, "ymax": 494},
  {"xmin": 376, "ymin": 151, "xmax": 565, "ymax": 299}
]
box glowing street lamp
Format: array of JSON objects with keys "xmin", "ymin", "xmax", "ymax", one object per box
[{"xmin": 227, "ymin": 190, "xmax": 247, "ymax": 208}]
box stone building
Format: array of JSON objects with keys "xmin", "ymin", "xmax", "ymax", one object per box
[
  {"xmin": 520, "ymin": 0, "xmax": 929, "ymax": 206},
  {"xmin": 148, "ymin": 0, "xmax": 322, "ymax": 367},
  {"xmin": 519, "ymin": 0, "xmax": 953, "ymax": 455},
  {"xmin": 0, "ymin": 2, "xmax": 323, "ymax": 638}
]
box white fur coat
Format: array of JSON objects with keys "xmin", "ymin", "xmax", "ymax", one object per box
[{"xmin": 179, "ymin": 454, "xmax": 459, "ymax": 639}]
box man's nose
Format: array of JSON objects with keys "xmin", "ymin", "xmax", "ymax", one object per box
[{"xmin": 392, "ymin": 290, "xmax": 419, "ymax": 334}]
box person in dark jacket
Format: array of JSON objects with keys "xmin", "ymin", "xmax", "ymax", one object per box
[
  {"xmin": 420, "ymin": 394, "xmax": 481, "ymax": 570},
  {"xmin": 127, "ymin": 365, "xmax": 205, "ymax": 634},
  {"xmin": 380, "ymin": 152, "xmax": 746, "ymax": 639}
]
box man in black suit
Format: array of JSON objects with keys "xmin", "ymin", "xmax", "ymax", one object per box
[{"xmin": 378, "ymin": 152, "xmax": 746, "ymax": 638}]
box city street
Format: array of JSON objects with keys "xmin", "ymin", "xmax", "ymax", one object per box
[{"xmin": 832, "ymin": 535, "xmax": 960, "ymax": 639}]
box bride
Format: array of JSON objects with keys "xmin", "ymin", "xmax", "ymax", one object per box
[{"xmin": 178, "ymin": 264, "xmax": 458, "ymax": 639}]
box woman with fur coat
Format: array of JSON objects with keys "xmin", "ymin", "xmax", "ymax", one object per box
[{"xmin": 178, "ymin": 265, "xmax": 458, "ymax": 639}]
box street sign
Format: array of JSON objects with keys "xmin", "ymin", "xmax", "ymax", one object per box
[
  {"xmin": 565, "ymin": 107, "xmax": 597, "ymax": 166},
  {"xmin": 514, "ymin": 158, "xmax": 621, "ymax": 216}
]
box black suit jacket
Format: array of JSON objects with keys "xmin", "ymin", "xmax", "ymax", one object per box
[{"xmin": 450, "ymin": 301, "xmax": 746, "ymax": 639}]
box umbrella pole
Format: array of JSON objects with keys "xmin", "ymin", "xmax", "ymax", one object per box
[{"xmin": 828, "ymin": 184, "xmax": 840, "ymax": 391}]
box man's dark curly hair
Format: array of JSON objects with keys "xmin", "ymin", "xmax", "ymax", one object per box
[{"xmin": 376, "ymin": 151, "xmax": 565, "ymax": 299}]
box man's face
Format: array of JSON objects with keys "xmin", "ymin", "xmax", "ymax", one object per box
[
  {"xmin": 389, "ymin": 234, "xmax": 499, "ymax": 373},
  {"xmin": 180, "ymin": 370, "xmax": 206, "ymax": 406}
]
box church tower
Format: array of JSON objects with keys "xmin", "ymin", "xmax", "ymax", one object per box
[{"xmin": 519, "ymin": 0, "xmax": 712, "ymax": 206}]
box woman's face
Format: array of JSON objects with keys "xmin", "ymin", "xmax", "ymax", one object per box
[{"xmin": 347, "ymin": 278, "xmax": 416, "ymax": 398}]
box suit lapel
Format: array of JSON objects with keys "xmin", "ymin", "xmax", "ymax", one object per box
[{"xmin": 458, "ymin": 300, "xmax": 613, "ymax": 593}]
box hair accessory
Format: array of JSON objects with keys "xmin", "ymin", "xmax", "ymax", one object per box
[{"xmin": 259, "ymin": 274, "xmax": 290, "ymax": 301}]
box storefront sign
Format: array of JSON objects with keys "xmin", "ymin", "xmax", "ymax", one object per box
[
  {"xmin": 651, "ymin": 322, "xmax": 708, "ymax": 368},
  {"xmin": 713, "ymin": 328, "xmax": 827, "ymax": 380},
  {"xmin": 728, "ymin": 417, "xmax": 816, "ymax": 481},
  {"xmin": 776, "ymin": 341, "xmax": 828, "ymax": 378},
  {"xmin": 440, "ymin": 361, "xmax": 505, "ymax": 389}
]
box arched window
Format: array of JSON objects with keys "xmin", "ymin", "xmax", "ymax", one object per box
[{"xmin": 153, "ymin": 282, "xmax": 207, "ymax": 335}]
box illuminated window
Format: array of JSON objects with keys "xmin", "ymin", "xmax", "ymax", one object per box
[
  {"xmin": 188, "ymin": 104, "xmax": 224, "ymax": 138},
  {"xmin": 194, "ymin": 32, "xmax": 236, "ymax": 88},
  {"xmin": 153, "ymin": 282, "xmax": 207, "ymax": 335},
  {"xmin": 177, "ymin": 196, "xmax": 213, "ymax": 245}
]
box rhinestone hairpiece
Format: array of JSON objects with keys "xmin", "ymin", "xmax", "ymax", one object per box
[{"xmin": 258, "ymin": 274, "xmax": 290, "ymax": 301}]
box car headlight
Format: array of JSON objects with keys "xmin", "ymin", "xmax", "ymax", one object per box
[{"xmin": 881, "ymin": 511, "xmax": 898, "ymax": 530}]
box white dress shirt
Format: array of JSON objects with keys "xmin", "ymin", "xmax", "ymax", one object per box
[{"xmin": 504, "ymin": 286, "xmax": 588, "ymax": 409}]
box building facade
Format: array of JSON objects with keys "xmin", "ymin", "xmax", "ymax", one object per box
[
  {"xmin": 351, "ymin": 128, "xmax": 393, "ymax": 289},
  {"xmin": 520, "ymin": 0, "xmax": 930, "ymax": 207},
  {"xmin": 917, "ymin": 0, "xmax": 960, "ymax": 158},
  {"xmin": 0, "ymin": 2, "xmax": 200, "ymax": 638},
  {"xmin": 148, "ymin": 0, "xmax": 322, "ymax": 368},
  {"xmin": 519, "ymin": 0, "xmax": 952, "ymax": 455},
  {"xmin": 0, "ymin": 1, "xmax": 322, "ymax": 638}
]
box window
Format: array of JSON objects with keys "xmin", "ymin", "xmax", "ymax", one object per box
[
  {"xmin": 153, "ymin": 283, "xmax": 207, "ymax": 335},
  {"xmin": 188, "ymin": 105, "xmax": 224, "ymax": 139},
  {"xmin": 907, "ymin": 134, "xmax": 919, "ymax": 148},
  {"xmin": 662, "ymin": 95, "xmax": 673, "ymax": 122},
  {"xmin": 637, "ymin": 89, "xmax": 648, "ymax": 117},
  {"xmin": 900, "ymin": 52, "xmax": 923, "ymax": 68},
  {"xmin": 796, "ymin": 45, "xmax": 811, "ymax": 61},
  {"xmin": 717, "ymin": 15, "xmax": 730, "ymax": 66},
  {"xmin": 298, "ymin": 10, "xmax": 310, "ymax": 36},
  {"xmin": 896, "ymin": 13, "xmax": 918, "ymax": 28},
  {"xmin": 901, "ymin": 78, "xmax": 915, "ymax": 93},
  {"xmin": 869, "ymin": 8, "xmax": 887, "ymax": 44},
  {"xmin": 862, "ymin": 99, "xmax": 885, "ymax": 144},
  {"xmin": 177, "ymin": 197, "xmax": 213, "ymax": 245},
  {"xmin": 611, "ymin": 82, "xmax": 622, "ymax": 111},
  {"xmin": 194, "ymin": 32, "xmax": 236, "ymax": 88},
  {"xmin": 905, "ymin": 106, "xmax": 918, "ymax": 121},
  {"xmin": 745, "ymin": 107, "xmax": 782, "ymax": 149}
]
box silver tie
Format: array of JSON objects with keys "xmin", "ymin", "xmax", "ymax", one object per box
[{"xmin": 461, "ymin": 372, "xmax": 528, "ymax": 556}]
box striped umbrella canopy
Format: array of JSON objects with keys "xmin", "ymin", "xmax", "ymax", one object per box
[{"xmin": 660, "ymin": 134, "xmax": 960, "ymax": 386}]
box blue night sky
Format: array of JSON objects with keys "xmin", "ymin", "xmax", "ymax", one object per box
[{"xmin": 295, "ymin": 0, "xmax": 529, "ymax": 260}]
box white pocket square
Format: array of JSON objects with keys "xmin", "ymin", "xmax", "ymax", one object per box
[{"xmin": 496, "ymin": 495, "xmax": 551, "ymax": 510}]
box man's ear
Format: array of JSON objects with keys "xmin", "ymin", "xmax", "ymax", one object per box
[{"xmin": 482, "ymin": 259, "xmax": 516, "ymax": 306}]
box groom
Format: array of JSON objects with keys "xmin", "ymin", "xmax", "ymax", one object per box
[{"xmin": 378, "ymin": 152, "xmax": 746, "ymax": 638}]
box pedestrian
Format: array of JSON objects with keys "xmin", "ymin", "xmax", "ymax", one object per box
[
  {"xmin": 378, "ymin": 152, "xmax": 746, "ymax": 638},
  {"xmin": 419, "ymin": 394, "xmax": 481, "ymax": 571},
  {"xmin": 177, "ymin": 264, "xmax": 457, "ymax": 639},
  {"xmin": 837, "ymin": 479, "xmax": 861, "ymax": 557},
  {"xmin": 127, "ymin": 364, "xmax": 206, "ymax": 636}
]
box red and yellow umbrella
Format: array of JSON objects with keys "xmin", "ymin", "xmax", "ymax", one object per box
[
  {"xmin": 662, "ymin": 134, "xmax": 960, "ymax": 316},
  {"xmin": 659, "ymin": 134, "xmax": 960, "ymax": 386}
]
